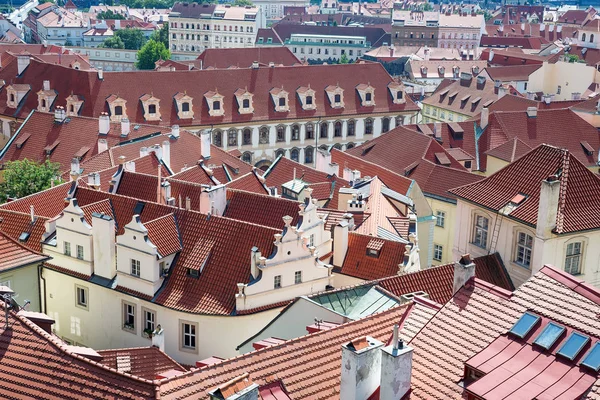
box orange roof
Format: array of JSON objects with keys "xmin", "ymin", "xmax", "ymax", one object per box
[
  {"xmin": 0, "ymin": 231, "xmax": 48, "ymax": 271},
  {"xmin": 338, "ymin": 232, "xmax": 407, "ymax": 280},
  {"xmin": 96, "ymin": 347, "xmax": 186, "ymax": 381}
]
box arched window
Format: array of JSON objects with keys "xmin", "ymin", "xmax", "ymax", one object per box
[
  {"xmin": 41, "ymin": 99, "xmax": 46, "ymax": 108},
  {"xmin": 242, "ymin": 152, "xmax": 252, "ymax": 164},
  {"xmin": 228, "ymin": 128, "xmax": 237, "ymax": 146},
  {"xmin": 320, "ymin": 122, "xmax": 328, "ymax": 138},
  {"xmin": 346, "ymin": 142, "xmax": 355, "ymax": 150},
  {"xmin": 70, "ymin": 104, "xmax": 75, "ymax": 112},
  {"xmin": 304, "ymin": 146, "xmax": 314, "ymax": 164},
  {"xmin": 259, "ymin": 127, "xmax": 269, "ymax": 144},
  {"xmin": 290, "ymin": 148, "xmax": 299, "ymax": 162},
  {"xmin": 333, "ymin": 143, "xmax": 342, "ymax": 150},
  {"xmin": 243, "ymin": 128, "xmax": 252, "ymax": 145},
  {"xmin": 213, "ymin": 130, "xmax": 223, "ymax": 147},
  {"xmin": 582, "ymin": 33, "xmax": 587, "ymax": 42},
  {"xmin": 347, "ymin": 120, "xmax": 355, "ymax": 136},
  {"xmin": 334, "ymin": 121, "xmax": 342, "ymax": 137},
  {"xmin": 115, "ymin": 106, "xmax": 123, "ymax": 116},
  {"xmin": 291, "ymin": 124, "xmax": 300, "ymax": 141},
  {"xmin": 382, "ymin": 117, "xmax": 390, "ymax": 133},
  {"xmin": 275, "ymin": 149, "xmax": 285, "ymax": 158},
  {"xmin": 319, "ymin": 144, "xmax": 329, "ymax": 151},
  {"xmin": 305, "ymin": 123, "xmax": 314, "ymax": 140},
  {"xmin": 395, "ymin": 116, "xmax": 403, "ymax": 127},
  {"xmin": 9, "ymin": 94, "xmax": 14, "ymax": 102},
  {"xmin": 365, "ymin": 118, "xmax": 373, "ymax": 135},
  {"xmin": 276, "ymin": 125, "xmax": 286, "ymax": 142},
  {"xmin": 591, "ymin": 34, "xmax": 595, "ymax": 43}
]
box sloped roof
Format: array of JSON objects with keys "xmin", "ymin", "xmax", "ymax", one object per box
[
  {"xmin": 224, "ymin": 189, "xmax": 301, "ymax": 230},
  {"xmin": 195, "ymin": 47, "xmax": 300, "ymax": 69},
  {"xmin": 483, "ymin": 64, "xmax": 542, "ymax": 81},
  {"xmin": 96, "ymin": 346, "xmax": 187, "ymax": 381},
  {"xmin": 485, "ymin": 137, "xmax": 532, "ymax": 162},
  {"xmin": 422, "ymin": 75, "xmax": 499, "ymax": 118},
  {"xmin": 338, "ymin": 232, "xmax": 406, "ymax": 280},
  {"xmin": 451, "ymin": 144, "xmax": 600, "ymax": 234},
  {"xmin": 225, "ymin": 170, "xmax": 269, "ymax": 195},
  {"xmin": 0, "ymin": 231, "xmax": 48, "ymax": 271}
]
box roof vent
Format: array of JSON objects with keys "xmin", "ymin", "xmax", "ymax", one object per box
[{"xmin": 526, "ymin": 107, "xmax": 537, "ymax": 118}]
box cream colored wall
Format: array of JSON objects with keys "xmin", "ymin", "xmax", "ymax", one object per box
[
  {"xmin": 527, "ymin": 61, "xmax": 599, "ymax": 101},
  {"xmin": 42, "ymin": 268, "xmax": 281, "ymax": 365},
  {"xmin": 0, "ymin": 263, "xmax": 41, "ymax": 311},
  {"xmin": 421, "ymin": 104, "xmax": 469, "ymax": 124},
  {"xmin": 333, "ymin": 272, "xmax": 364, "ymax": 287},
  {"xmin": 427, "ymin": 197, "xmax": 456, "ymax": 265},
  {"xmin": 485, "ymin": 156, "xmax": 510, "ymax": 176},
  {"xmin": 407, "ymin": 181, "xmax": 434, "ymax": 268}
]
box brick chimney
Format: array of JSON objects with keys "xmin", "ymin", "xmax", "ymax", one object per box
[
  {"xmin": 536, "ymin": 174, "xmax": 560, "ymax": 240},
  {"xmin": 340, "ymin": 336, "xmax": 384, "ymax": 400},
  {"xmin": 452, "ymin": 253, "xmax": 475, "ymax": 294},
  {"xmin": 380, "ymin": 324, "xmax": 413, "ymax": 399}
]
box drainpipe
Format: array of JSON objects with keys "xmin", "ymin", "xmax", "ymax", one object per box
[{"xmin": 38, "ymin": 264, "xmax": 47, "ymax": 314}]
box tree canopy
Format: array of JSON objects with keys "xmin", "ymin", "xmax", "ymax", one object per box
[
  {"xmin": 136, "ymin": 39, "xmax": 171, "ymax": 69},
  {"xmin": 96, "ymin": 10, "xmax": 126, "ymax": 19},
  {"xmin": 150, "ymin": 23, "xmax": 169, "ymax": 47},
  {"xmin": 98, "ymin": 36, "xmax": 125, "ymax": 49},
  {"xmin": 339, "ymin": 53, "xmax": 350, "ymax": 64},
  {"xmin": 233, "ymin": 0, "xmax": 253, "ymax": 6},
  {"xmin": 115, "ymin": 28, "xmax": 145, "ymax": 50},
  {"xmin": 0, "ymin": 159, "xmax": 60, "ymax": 202}
]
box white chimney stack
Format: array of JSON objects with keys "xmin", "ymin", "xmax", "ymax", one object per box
[
  {"xmin": 333, "ymin": 218, "xmax": 350, "ymax": 266},
  {"xmin": 98, "ymin": 67, "xmax": 104, "ymax": 80},
  {"xmin": 124, "ymin": 161, "xmax": 135, "ymax": 172},
  {"xmin": 171, "ymin": 125, "xmax": 180, "ymax": 138},
  {"xmin": 139, "ymin": 147, "xmax": 148, "ymax": 158},
  {"xmin": 536, "ymin": 174, "xmax": 560, "ymax": 239},
  {"xmin": 98, "ymin": 139, "xmax": 108, "ymax": 153},
  {"xmin": 43, "ymin": 80, "xmax": 50, "ymax": 92},
  {"xmin": 200, "ymin": 130, "xmax": 211, "ymax": 159},
  {"xmin": 480, "ymin": 107, "xmax": 489, "ymax": 129},
  {"xmin": 17, "ymin": 55, "xmax": 30, "ymax": 75},
  {"xmin": 152, "ymin": 324, "xmax": 164, "ymax": 351},
  {"xmin": 98, "ymin": 113, "xmax": 110, "ymax": 135},
  {"xmin": 30, "ymin": 205, "xmax": 35, "ymax": 223},
  {"xmin": 91, "ymin": 213, "xmax": 116, "ymax": 279},
  {"xmin": 162, "ymin": 140, "xmax": 171, "ymax": 170},
  {"xmin": 315, "ymin": 149, "xmax": 339, "ymax": 176},
  {"xmin": 380, "ymin": 324, "xmax": 413, "ymax": 400},
  {"xmin": 340, "ymin": 336, "xmax": 384, "ymax": 400},
  {"xmin": 120, "ymin": 118, "xmax": 130, "ymax": 136},
  {"xmin": 70, "ymin": 158, "xmax": 80, "ymax": 180},
  {"xmin": 453, "ymin": 254, "xmax": 476, "ymax": 294}
]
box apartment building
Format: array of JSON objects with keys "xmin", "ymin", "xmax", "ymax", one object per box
[
  {"xmin": 437, "ymin": 13, "xmax": 485, "ymax": 50},
  {"xmin": 168, "ymin": 2, "xmax": 261, "ymax": 53},
  {"xmin": 252, "ymin": 0, "xmax": 310, "ymax": 25},
  {"xmin": 392, "ymin": 10, "xmax": 439, "ymax": 47},
  {"xmin": 25, "ymin": 4, "xmax": 89, "ymax": 46}
]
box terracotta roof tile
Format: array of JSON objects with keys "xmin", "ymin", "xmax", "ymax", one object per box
[
  {"xmin": 145, "ymin": 213, "xmax": 182, "ymax": 257},
  {"xmin": 422, "ymin": 75, "xmax": 499, "ymax": 118},
  {"xmin": 195, "ymin": 47, "xmax": 300, "ymax": 69},
  {"xmin": 338, "ymin": 232, "xmax": 406, "ymax": 280},
  {"xmin": 226, "ymin": 171, "xmax": 269, "ymax": 195},
  {"xmin": 224, "ymin": 189, "xmax": 301, "ymax": 230},
  {"xmin": 0, "ymin": 231, "xmax": 48, "ymax": 271},
  {"xmin": 0, "ymin": 209, "xmax": 49, "ymax": 252},
  {"xmin": 96, "ymin": 347, "xmax": 187, "ymax": 381}
]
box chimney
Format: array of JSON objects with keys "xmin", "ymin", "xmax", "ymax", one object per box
[
  {"xmin": 343, "ymin": 167, "xmax": 353, "ymax": 182},
  {"xmin": 251, "ymin": 61, "xmax": 259, "ymax": 69},
  {"xmin": 208, "ymin": 373, "xmax": 259, "ymax": 400},
  {"xmin": 70, "ymin": 158, "xmax": 80, "ymax": 180},
  {"xmin": 87, "ymin": 172, "xmax": 101, "ymax": 188},
  {"xmin": 199, "ymin": 184, "xmax": 227, "ymax": 216},
  {"xmin": 124, "ymin": 161, "xmax": 136, "ymax": 172},
  {"xmin": 315, "ymin": 149, "xmax": 339, "ymax": 176},
  {"xmin": 380, "ymin": 324, "xmax": 413, "ymax": 399},
  {"xmin": 543, "ymin": 94, "xmax": 552, "ymax": 104},
  {"xmin": 536, "ymin": 174, "xmax": 560, "ymax": 239},
  {"xmin": 488, "ymin": 49, "xmax": 494, "ymax": 62},
  {"xmin": 340, "ymin": 336, "xmax": 384, "ymax": 400},
  {"xmin": 91, "ymin": 213, "xmax": 116, "ymax": 279},
  {"xmin": 54, "ymin": 106, "xmax": 66, "ymax": 123},
  {"xmin": 120, "ymin": 118, "xmax": 130, "ymax": 136},
  {"xmin": 162, "ymin": 181, "xmax": 173, "ymax": 205},
  {"xmin": 526, "ymin": 91, "xmax": 536, "ymax": 100},
  {"xmin": 98, "ymin": 113, "xmax": 110, "ymax": 135},
  {"xmin": 162, "ymin": 140, "xmax": 171, "ymax": 170},
  {"xmin": 200, "ymin": 130, "xmax": 211, "ymax": 159},
  {"xmin": 98, "ymin": 138, "xmax": 108, "ymax": 153},
  {"xmin": 572, "ymin": 92, "xmax": 581, "ymax": 100},
  {"xmin": 17, "ymin": 55, "xmax": 30, "ymax": 75},
  {"xmin": 98, "ymin": 67, "xmax": 104, "ymax": 80},
  {"xmin": 453, "ymin": 254, "xmax": 475, "ymax": 294},
  {"xmin": 333, "ymin": 218, "xmax": 350, "ymax": 266},
  {"xmin": 423, "ymin": 46, "xmax": 430, "ymax": 61},
  {"xmin": 43, "ymin": 80, "xmax": 50, "ymax": 92},
  {"xmin": 480, "ymin": 107, "xmax": 489, "ymax": 129},
  {"xmin": 526, "ymin": 106, "xmax": 537, "ymax": 118},
  {"xmin": 185, "ymin": 197, "xmax": 191, "ymax": 211},
  {"xmin": 152, "ymin": 324, "xmax": 164, "ymax": 351},
  {"xmin": 139, "ymin": 146, "xmax": 148, "ymax": 158},
  {"xmin": 115, "ymin": 19, "xmax": 121, "ymax": 29},
  {"xmin": 497, "ymin": 85, "xmax": 507, "ymax": 99},
  {"xmin": 30, "ymin": 205, "xmax": 35, "ymax": 223},
  {"xmin": 171, "ymin": 124, "xmax": 180, "ymax": 138}
]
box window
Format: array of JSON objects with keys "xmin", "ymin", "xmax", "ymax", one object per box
[
  {"xmin": 131, "ymin": 259, "xmax": 141, "ymax": 277},
  {"xmin": 365, "ymin": 118, "xmax": 373, "ymax": 135},
  {"xmin": 243, "ymin": 128, "xmax": 252, "ymax": 145},
  {"xmin": 515, "ymin": 232, "xmax": 533, "ymax": 268},
  {"xmin": 382, "ymin": 117, "xmax": 390, "ymax": 133},
  {"xmin": 213, "ymin": 100, "xmax": 221, "ymax": 110},
  {"xmin": 242, "ymin": 98, "xmax": 250, "ymax": 109},
  {"xmin": 557, "ymin": 85, "xmax": 562, "ymax": 95},
  {"xmin": 533, "ymin": 322, "xmax": 565, "ymax": 349},
  {"xmin": 334, "ymin": 94, "xmax": 341, "ymax": 103},
  {"xmin": 558, "ymin": 332, "xmax": 590, "ymax": 360},
  {"xmin": 213, "ymin": 130, "xmax": 222, "ymax": 147},
  {"xmin": 509, "ymin": 312, "xmax": 540, "ymax": 338},
  {"xmin": 182, "ymin": 102, "xmax": 190, "ymax": 112},
  {"xmin": 320, "ymin": 122, "xmax": 328, "ymax": 138},
  {"xmin": 143, "ymin": 309, "xmax": 155, "ymax": 337},
  {"xmin": 274, "ymin": 275, "xmax": 282, "ymax": 289},
  {"xmin": 76, "ymin": 245, "xmax": 84, "ymax": 260},
  {"xmin": 472, "ymin": 215, "xmax": 489, "ymax": 248},
  {"xmin": 64, "ymin": 241, "xmax": 71, "ymax": 256},
  {"xmin": 305, "ymin": 123, "xmax": 314, "ymax": 140},
  {"xmin": 464, "ymin": 160, "xmax": 472, "ymax": 169},
  {"xmin": 306, "ymin": 95, "xmax": 313, "ymax": 105},
  {"xmin": 279, "ymin": 97, "xmax": 286, "ymax": 107},
  {"xmin": 291, "ymin": 148, "xmax": 299, "ymax": 162},
  {"xmin": 366, "ymin": 93, "xmax": 372, "ymax": 102},
  {"xmin": 334, "ymin": 121, "xmax": 342, "ymax": 137},
  {"xmin": 433, "ymin": 244, "xmax": 443, "ymax": 261},
  {"xmin": 242, "ymin": 152, "xmax": 252, "ymax": 163},
  {"xmin": 123, "ymin": 302, "xmax": 135, "ymax": 331},
  {"xmin": 435, "ymin": 211, "xmax": 445, "ymax": 228},
  {"xmin": 305, "ymin": 147, "xmax": 314, "ymax": 164},
  {"xmin": 115, "ymin": 106, "xmax": 123, "ymax": 116},
  {"xmin": 76, "ymin": 285, "xmax": 88, "ymax": 309},
  {"xmin": 347, "ymin": 120, "xmax": 355, "ymax": 136},
  {"xmin": 148, "ymin": 104, "xmax": 156, "ymax": 114},
  {"xmin": 259, "ymin": 127, "xmax": 269, "ymax": 144},
  {"xmin": 228, "ymin": 129, "xmax": 237, "ymax": 146},
  {"xmin": 291, "ymin": 125, "xmax": 300, "ymax": 141},
  {"xmin": 276, "ymin": 125, "xmax": 285, "ymax": 142},
  {"xmin": 295, "ymin": 271, "xmax": 302, "ymax": 284},
  {"xmin": 181, "ymin": 322, "xmax": 196, "ymax": 350},
  {"xmin": 565, "ymin": 242, "xmax": 582, "ymax": 275}
]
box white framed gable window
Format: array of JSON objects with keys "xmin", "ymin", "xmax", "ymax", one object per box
[
  {"xmin": 270, "ymin": 87, "xmax": 289, "ymax": 112},
  {"xmin": 565, "ymin": 242, "xmax": 583, "ymax": 275},
  {"xmin": 472, "ymin": 214, "xmax": 489, "ymax": 248},
  {"xmin": 234, "ymin": 88, "xmax": 254, "ymax": 114},
  {"xmin": 297, "ymin": 85, "xmax": 316, "ymax": 110},
  {"xmin": 325, "ymin": 84, "xmax": 344, "ymax": 109},
  {"xmin": 131, "ymin": 259, "xmax": 141, "ymax": 277},
  {"xmin": 356, "ymin": 83, "xmax": 375, "ymax": 107},
  {"xmin": 514, "ymin": 232, "xmax": 533, "ymax": 268},
  {"xmin": 388, "ymin": 82, "xmax": 405, "ymax": 104},
  {"xmin": 204, "ymin": 90, "xmax": 225, "ymax": 117}
]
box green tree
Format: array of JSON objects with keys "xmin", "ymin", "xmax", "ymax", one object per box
[
  {"xmin": 339, "ymin": 53, "xmax": 349, "ymax": 64},
  {"xmin": 96, "ymin": 10, "xmax": 126, "ymax": 19},
  {"xmin": 422, "ymin": 2, "xmax": 433, "ymax": 11},
  {"xmin": 150, "ymin": 23, "xmax": 169, "ymax": 47},
  {"xmin": 233, "ymin": 0, "xmax": 253, "ymax": 5},
  {"xmin": 136, "ymin": 39, "xmax": 171, "ymax": 69},
  {"xmin": 98, "ymin": 36, "xmax": 125, "ymax": 49},
  {"xmin": 115, "ymin": 28, "xmax": 145, "ymax": 50},
  {"xmin": 0, "ymin": 159, "xmax": 60, "ymax": 202}
]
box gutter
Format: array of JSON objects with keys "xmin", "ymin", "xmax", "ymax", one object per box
[{"xmin": 0, "ymin": 108, "xmax": 34, "ymax": 160}]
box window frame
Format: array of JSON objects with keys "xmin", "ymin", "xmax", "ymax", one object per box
[
  {"xmin": 565, "ymin": 241, "xmax": 583, "ymax": 275},
  {"xmin": 75, "ymin": 285, "xmax": 88, "ymax": 310},
  {"xmin": 122, "ymin": 301, "xmax": 136, "ymax": 333},
  {"xmin": 142, "ymin": 307, "xmax": 156, "ymax": 338},
  {"xmin": 433, "ymin": 244, "xmax": 443, "ymax": 261},
  {"xmin": 131, "ymin": 259, "xmax": 141, "ymax": 277},
  {"xmin": 472, "ymin": 214, "xmax": 489, "ymax": 249},
  {"xmin": 76, "ymin": 244, "xmax": 84, "ymax": 260},
  {"xmin": 180, "ymin": 320, "xmax": 198, "ymax": 353},
  {"xmin": 274, "ymin": 275, "xmax": 282, "ymax": 289},
  {"xmin": 514, "ymin": 231, "xmax": 533, "ymax": 269},
  {"xmin": 294, "ymin": 270, "xmax": 302, "ymax": 284},
  {"xmin": 435, "ymin": 211, "xmax": 446, "ymax": 228},
  {"xmin": 64, "ymin": 241, "xmax": 71, "ymax": 256}
]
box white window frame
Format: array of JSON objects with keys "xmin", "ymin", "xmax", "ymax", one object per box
[
  {"xmin": 75, "ymin": 285, "xmax": 88, "ymax": 310},
  {"xmin": 514, "ymin": 232, "xmax": 533, "ymax": 268},
  {"xmin": 142, "ymin": 307, "xmax": 156, "ymax": 338},
  {"xmin": 76, "ymin": 245, "xmax": 84, "ymax": 260},
  {"xmin": 180, "ymin": 320, "xmax": 198, "ymax": 353},
  {"xmin": 435, "ymin": 211, "xmax": 446, "ymax": 228},
  {"xmin": 64, "ymin": 241, "xmax": 71, "ymax": 256},
  {"xmin": 472, "ymin": 214, "xmax": 489, "ymax": 248},
  {"xmin": 433, "ymin": 244, "xmax": 443, "ymax": 261},
  {"xmin": 294, "ymin": 271, "xmax": 302, "ymax": 284},
  {"xmin": 122, "ymin": 301, "xmax": 136, "ymax": 333},
  {"xmin": 565, "ymin": 242, "xmax": 583, "ymax": 275},
  {"xmin": 274, "ymin": 275, "xmax": 282, "ymax": 289},
  {"xmin": 131, "ymin": 259, "xmax": 141, "ymax": 277}
]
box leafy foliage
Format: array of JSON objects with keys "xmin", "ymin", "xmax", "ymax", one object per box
[
  {"xmin": 98, "ymin": 36, "xmax": 125, "ymax": 49},
  {"xmin": 96, "ymin": 10, "xmax": 126, "ymax": 19},
  {"xmin": 233, "ymin": 0, "xmax": 253, "ymax": 5},
  {"xmin": 339, "ymin": 53, "xmax": 349, "ymax": 64},
  {"xmin": 115, "ymin": 28, "xmax": 145, "ymax": 50},
  {"xmin": 0, "ymin": 159, "xmax": 60, "ymax": 202},
  {"xmin": 136, "ymin": 39, "xmax": 171, "ymax": 69},
  {"xmin": 150, "ymin": 23, "xmax": 169, "ymax": 47}
]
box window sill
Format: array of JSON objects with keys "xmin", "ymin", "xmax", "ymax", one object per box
[
  {"xmin": 512, "ymin": 261, "xmax": 531, "ymax": 270},
  {"xmin": 180, "ymin": 346, "xmax": 198, "ymax": 354},
  {"xmin": 75, "ymin": 303, "xmax": 88, "ymax": 311},
  {"xmin": 470, "ymin": 242, "xmax": 487, "ymax": 250},
  {"xmin": 122, "ymin": 326, "xmax": 136, "ymax": 334}
]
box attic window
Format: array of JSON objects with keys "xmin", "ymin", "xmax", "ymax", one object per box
[
  {"xmin": 306, "ymin": 96, "xmax": 313, "ymax": 104},
  {"xmin": 581, "ymin": 141, "xmax": 594, "ymax": 156},
  {"xmin": 367, "ymin": 248, "xmax": 379, "ymax": 257},
  {"xmin": 366, "ymin": 238, "xmax": 384, "ymax": 258},
  {"xmin": 188, "ymin": 268, "xmax": 199, "ymax": 278},
  {"xmin": 279, "ymin": 98, "xmax": 286, "ymax": 106},
  {"xmin": 182, "ymin": 102, "xmax": 190, "ymax": 112},
  {"xmin": 334, "ymin": 94, "xmax": 341, "ymax": 103},
  {"xmin": 366, "ymin": 93, "xmax": 372, "ymax": 101},
  {"xmin": 213, "ymin": 101, "xmax": 220, "ymax": 110},
  {"xmin": 115, "ymin": 106, "xmax": 123, "ymax": 116},
  {"xmin": 149, "ymin": 104, "xmax": 156, "ymax": 114},
  {"xmin": 510, "ymin": 193, "xmax": 527, "ymax": 205}
]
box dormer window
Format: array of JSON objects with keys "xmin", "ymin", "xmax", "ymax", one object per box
[
  {"xmin": 235, "ymin": 88, "xmax": 254, "ymax": 114},
  {"xmin": 297, "ymin": 85, "xmax": 316, "ymax": 110},
  {"xmin": 205, "ymin": 90, "xmax": 225, "ymax": 117},
  {"xmin": 356, "ymin": 83, "xmax": 375, "ymax": 107},
  {"xmin": 106, "ymin": 94, "xmax": 127, "ymax": 122},
  {"xmin": 325, "ymin": 84, "xmax": 344, "ymax": 109},
  {"xmin": 37, "ymin": 80, "xmax": 56, "ymax": 113},
  {"xmin": 387, "ymin": 82, "xmax": 405, "ymax": 105},
  {"xmin": 270, "ymin": 87, "xmax": 289, "ymax": 112},
  {"xmin": 366, "ymin": 238, "xmax": 384, "ymax": 258},
  {"xmin": 66, "ymin": 94, "xmax": 83, "ymax": 117},
  {"xmin": 174, "ymin": 92, "xmax": 194, "ymax": 119},
  {"xmin": 140, "ymin": 94, "xmax": 161, "ymax": 121},
  {"xmin": 7, "ymin": 84, "xmax": 31, "ymax": 109}
]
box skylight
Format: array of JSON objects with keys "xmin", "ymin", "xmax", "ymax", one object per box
[
  {"xmin": 509, "ymin": 312, "xmax": 540, "ymax": 338},
  {"xmin": 557, "ymin": 332, "xmax": 590, "ymax": 360},
  {"xmin": 533, "ymin": 322, "xmax": 565, "ymax": 349},
  {"xmin": 581, "ymin": 342, "xmax": 600, "ymax": 371}
]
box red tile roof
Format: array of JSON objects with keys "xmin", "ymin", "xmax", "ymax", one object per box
[
  {"xmin": 337, "ymin": 232, "xmax": 406, "ymax": 280},
  {"xmin": 0, "ymin": 231, "xmax": 48, "ymax": 271},
  {"xmin": 0, "ymin": 181, "xmax": 73, "ymax": 218},
  {"xmin": 96, "ymin": 346, "xmax": 187, "ymax": 381},
  {"xmin": 483, "ymin": 64, "xmax": 542, "ymax": 81},
  {"xmin": 224, "ymin": 189, "xmax": 301, "ymax": 230},
  {"xmin": 451, "ymin": 144, "xmax": 600, "ymax": 234},
  {"xmin": 484, "ymin": 137, "xmax": 532, "ymax": 162},
  {"xmin": 480, "ymin": 35, "xmax": 548, "ymax": 49},
  {"xmin": 480, "ymin": 47, "xmax": 548, "ymax": 66},
  {"xmin": 0, "ymin": 209, "xmax": 49, "ymax": 252},
  {"xmin": 422, "ymin": 75, "xmax": 499, "ymax": 118},
  {"xmin": 116, "ymin": 171, "xmax": 163, "ymax": 202},
  {"xmin": 145, "ymin": 214, "xmax": 182, "ymax": 257},
  {"xmin": 226, "ymin": 170, "xmax": 269, "ymax": 195},
  {"xmin": 195, "ymin": 47, "xmax": 300, "ymax": 69},
  {"xmin": 0, "ymin": 59, "xmax": 419, "ymax": 127}
]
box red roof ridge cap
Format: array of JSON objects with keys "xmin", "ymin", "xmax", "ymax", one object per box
[
  {"xmin": 227, "ymin": 188, "xmax": 300, "ymax": 204},
  {"xmin": 0, "ymin": 230, "xmax": 49, "ymax": 257},
  {"xmin": 539, "ymin": 265, "xmax": 600, "ymax": 304},
  {"xmin": 144, "ymin": 212, "xmax": 176, "ymax": 225},
  {"xmin": 411, "ymin": 294, "xmax": 443, "ymax": 310},
  {"xmin": 472, "ymin": 277, "xmax": 513, "ymax": 299}
]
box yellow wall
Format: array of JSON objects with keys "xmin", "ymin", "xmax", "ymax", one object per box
[
  {"xmin": 427, "ymin": 197, "xmax": 457, "ymax": 265},
  {"xmin": 421, "ymin": 104, "xmax": 469, "ymax": 124},
  {"xmin": 528, "ymin": 61, "xmax": 599, "ymax": 101},
  {"xmin": 485, "ymin": 156, "xmax": 510, "ymax": 176},
  {"xmin": 0, "ymin": 263, "xmax": 41, "ymax": 312}
]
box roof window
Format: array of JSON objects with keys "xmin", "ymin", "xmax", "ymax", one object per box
[
  {"xmin": 582, "ymin": 342, "xmax": 600, "ymax": 371},
  {"xmin": 557, "ymin": 332, "xmax": 590, "ymax": 360},
  {"xmin": 509, "ymin": 312, "xmax": 540, "ymax": 338},
  {"xmin": 533, "ymin": 322, "xmax": 565, "ymax": 349}
]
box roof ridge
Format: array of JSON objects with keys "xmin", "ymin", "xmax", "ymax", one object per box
[
  {"xmin": 555, "ymin": 148, "xmax": 570, "ymax": 234},
  {"xmin": 0, "ymin": 230, "xmax": 48, "ymax": 257},
  {"xmin": 227, "ymin": 188, "xmax": 300, "ymax": 204},
  {"xmin": 144, "ymin": 212, "xmax": 176, "ymax": 226}
]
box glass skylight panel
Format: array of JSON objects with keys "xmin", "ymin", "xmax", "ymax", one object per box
[
  {"xmin": 582, "ymin": 342, "xmax": 600, "ymax": 371},
  {"xmin": 557, "ymin": 332, "xmax": 590, "ymax": 360},
  {"xmin": 509, "ymin": 312, "xmax": 540, "ymax": 338},
  {"xmin": 533, "ymin": 322, "xmax": 565, "ymax": 349}
]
